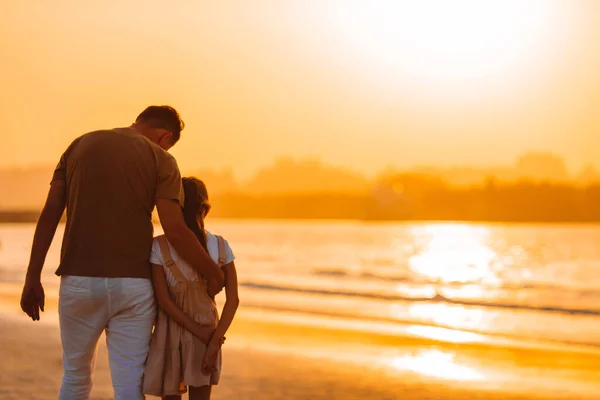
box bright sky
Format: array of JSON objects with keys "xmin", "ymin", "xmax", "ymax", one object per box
[{"xmin": 1, "ymin": 0, "xmax": 598, "ymax": 177}]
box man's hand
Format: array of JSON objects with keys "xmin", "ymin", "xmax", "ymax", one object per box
[
  {"xmin": 20, "ymin": 277, "xmax": 45, "ymax": 321},
  {"xmin": 21, "ymin": 179, "xmax": 65, "ymax": 322}
]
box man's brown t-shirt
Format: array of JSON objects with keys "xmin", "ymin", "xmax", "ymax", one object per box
[{"xmin": 53, "ymin": 127, "xmax": 182, "ymax": 279}]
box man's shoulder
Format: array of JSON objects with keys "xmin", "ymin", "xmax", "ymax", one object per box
[
  {"xmin": 81, "ymin": 128, "xmax": 174, "ymax": 160},
  {"xmin": 73, "ymin": 128, "xmax": 131, "ymax": 147},
  {"xmin": 155, "ymin": 149, "xmax": 178, "ymax": 171},
  {"xmin": 79, "ymin": 128, "xmax": 123, "ymax": 139},
  {"xmin": 80, "ymin": 127, "xmax": 148, "ymax": 145},
  {"xmin": 117, "ymin": 128, "xmax": 175, "ymax": 163}
]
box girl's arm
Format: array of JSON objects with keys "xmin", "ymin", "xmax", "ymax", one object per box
[
  {"xmin": 151, "ymin": 263, "xmax": 215, "ymax": 343},
  {"xmin": 210, "ymin": 261, "xmax": 240, "ymax": 343},
  {"xmin": 202, "ymin": 261, "xmax": 239, "ymax": 373}
]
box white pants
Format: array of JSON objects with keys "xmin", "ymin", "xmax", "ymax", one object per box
[{"xmin": 58, "ymin": 276, "xmax": 156, "ymax": 400}]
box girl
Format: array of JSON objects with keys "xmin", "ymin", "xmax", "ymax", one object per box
[{"xmin": 144, "ymin": 177, "xmax": 239, "ymax": 400}]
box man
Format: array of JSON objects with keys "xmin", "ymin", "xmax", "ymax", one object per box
[{"xmin": 20, "ymin": 105, "xmax": 225, "ymax": 400}]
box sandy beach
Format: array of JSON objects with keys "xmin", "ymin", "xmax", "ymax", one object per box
[
  {"xmin": 1, "ymin": 286, "xmax": 599, "ymax": 400},
  {"xmin": 5, "ymin": 0, "xmax": 600, "ymax": 397}
]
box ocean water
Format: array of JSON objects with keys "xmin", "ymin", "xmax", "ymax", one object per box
[{"xmin": 2, "ymin": 220, "xmax": 600, "ymax": 348}]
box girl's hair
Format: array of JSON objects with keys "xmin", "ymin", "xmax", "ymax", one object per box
[{"xmin": 181, "ymin": 177, "xmax": 211, "ymax": 253}]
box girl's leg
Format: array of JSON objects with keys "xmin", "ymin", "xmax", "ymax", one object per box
[
  {"xmin": 189, "ymin": 385, "xmax": 212, "ymax": 400},
  {"xmin": 162, "ymin": 395, "xmax": 182, "ymax": 400}
]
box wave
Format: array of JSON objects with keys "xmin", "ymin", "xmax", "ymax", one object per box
[
  {"xmin": 240, "ymin": 300, "xmax": 600, "ymax": 350},
  {"xmin": 240, "ymin": 281, "xmax": 600, "ymax": 317},
  {"xmin": 313, "ymin": 268, "xmax": 425, "ymax": 283},
  {"xmin": 312, "ymin": 267, "xmax": 600, "ymax": 293},
  {"xmin": 313, "ymin": 268, "xmax": 350, "ymax": 277}
]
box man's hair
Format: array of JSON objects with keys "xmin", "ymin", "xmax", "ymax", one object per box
[{"xmin": 136, "ymin": 105, "xmax": 185, "ymax": 144}]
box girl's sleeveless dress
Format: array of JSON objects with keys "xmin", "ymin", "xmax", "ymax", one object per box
[{"xmin": 143, "ymin": 235, "xmax": 227, "ymax": 397}]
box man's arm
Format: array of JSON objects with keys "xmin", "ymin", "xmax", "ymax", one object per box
[
  {"xmin": 155, "ymin": 198, "xmax": 224, "ymax": 292},
  {"xmin": 21, "ymin": 180, "xmax": 66, "ymax": 320}
]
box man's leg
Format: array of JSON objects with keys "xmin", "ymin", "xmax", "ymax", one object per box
[
  {"xmin": 59, "ymin": 276, "xmax": 108, "ymax": 400},
  {"xmin": 105, "ymin": 278, "xmax": 156, "ymax": 400}
]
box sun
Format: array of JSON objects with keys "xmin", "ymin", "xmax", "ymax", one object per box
[{"xmin": 332, "ymin": 0, "xmax": 556, "ymax": 81}]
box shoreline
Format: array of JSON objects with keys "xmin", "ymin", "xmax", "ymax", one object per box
[
  {"xmin": 2, "ymin": 289, "xmax": 600, "ymax": 399},
  {"xmin": 3, "ymin": 282, "xmax": 600, "ymax": 355}
]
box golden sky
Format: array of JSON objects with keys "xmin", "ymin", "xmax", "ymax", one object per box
[{"xmin": 1, "ymin": 1, "xmax": 598, "ymax": 178}]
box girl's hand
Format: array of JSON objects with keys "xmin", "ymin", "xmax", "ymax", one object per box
[
  {"xmin": 201, "ymin": 339, "xmax": 221, "ymax": 375},
  {"xmin": 190, "ymin": 324, "xmax": 227, "ymax": 345},
  {"xmin": 190, "ymin": 324, "xmax": 216, "ymax": 344}
]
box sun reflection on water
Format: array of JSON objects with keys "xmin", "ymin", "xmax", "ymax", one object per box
[
  {"xmin": 405, "ymin": 325, "xmax": 485, "ymax": 344},
  {"xmin": 391, "ymin": 350, "xmax": 484, "ymax": 381},
  {"xmin": 409, "ymin": 303, "xmax": 487, "ymax": 331},
  {"xmin": 409, "ymin": 224, "xmax": 501, "ymax": 285}
]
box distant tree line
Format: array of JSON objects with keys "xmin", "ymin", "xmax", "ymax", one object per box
[
  {"xmin": 205, "ymin": 178, "xmax": 600, "ymax": 222},
  {"xmin": 4, "ymin": 178, "xmax": 600, "ymax": 223}
]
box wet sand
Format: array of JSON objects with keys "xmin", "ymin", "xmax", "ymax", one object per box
[{"xmin": 1, "ymin": 286, "xmax": 599, "ymax": 399}]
